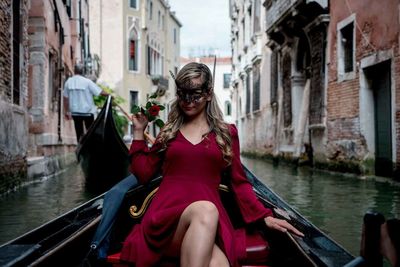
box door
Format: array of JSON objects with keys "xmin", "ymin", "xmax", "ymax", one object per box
[{"xmin": 372, "ymin": 61, "xmax": 393, "ymax": 177}]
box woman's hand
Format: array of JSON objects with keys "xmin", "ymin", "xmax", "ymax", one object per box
[
  {"xmin": 264, "ymin": 216, "xmax": 304, "ymax": 237},
  {"xmin": 131, "ymin": 113, "xmax": 148, "ymax": 132}
]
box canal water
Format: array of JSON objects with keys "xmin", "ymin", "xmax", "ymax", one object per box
[
  {"xmin": 0, "ymin": 157, "xmax": 400, "ymax": 258},
  {"xmin": 241, "ymin": 156, "xmax": 400, "ymax": 256},
  {"xmin": 0, "ymin": 164, "xmax": 95, "ymax": 245}
]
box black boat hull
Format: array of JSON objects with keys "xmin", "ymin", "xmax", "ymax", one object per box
[{"xmin": 77, "ymin": 96, "xmax": 130, "ymax": 193}]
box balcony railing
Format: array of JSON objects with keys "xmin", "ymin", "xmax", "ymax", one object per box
[{"xmin": 265, "ymin": 0, "xmax": 328, "ymax": 31}]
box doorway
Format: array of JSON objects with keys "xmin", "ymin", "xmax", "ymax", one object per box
[{"xmin": 366, "ymin": 60, "xmax": 393, "ymax": 176}]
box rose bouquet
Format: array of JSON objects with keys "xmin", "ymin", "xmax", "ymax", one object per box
[{"xmin": 131, "ymin": 93, "xmax": 165, "ymax": 128}]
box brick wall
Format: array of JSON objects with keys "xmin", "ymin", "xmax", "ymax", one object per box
[
  {"xmin": 309, "ymin": 25, "xmax": 325, "ymax": 125},
  {"xmin": 0, "ymin": 156, "xmax": 27, "ymax": 195},
  {"xmin": 0, "ymin": 0, "xmax": 30, "ymax": 194},
  {"xmin": 0, "ymin": 0, "xmax": 12, "ymax": 101}
]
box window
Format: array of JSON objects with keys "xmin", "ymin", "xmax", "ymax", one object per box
[
  {"xmin": 341, "ymin": 23, "xmax": 354, "ymax": 73},
  {"xmin": 146, "ymin": 42, "xmax": 162, "ymax": 75},
  {"xmin": 173, "ymin": 28, "xmax": 177, "ymax": 44},
  {"xmin": 337, "ymin": 14, "xmax": 356, "ymax": 81},
  {"xmin": 241, "ymin": 19, "xmax": 245, "ymax": 47},
  {"xmin": 130, "ymin": 91, "xmax": 139, "ymax": 112},
  {"xmin": 253, "ymin": 0, "xmax": 261, "ymax": 33},
  {"xmin": 223, "ymin": 73, "xmax": 231, "ymax": 88},
  {"xmin": 225, "ymin": 101, "xmax": 232, "ymax": 116},
  {"xmin": 270, "ymin": 51, "xmax": 278, "ymax": 105},
  {"xmin": 128, "ymin": 27, "xmax": 139, "ymax": 71},
  {"xmin": 149, "ymin": 2, "xmax": 153, "ymax": 20},
  {"xmin": 245, "ymin": 70, "xmax": 251, "ymax": 114},
  {"xmin": 252, "ymin": 63, "xmax": 260, "ymax": 111},
  {"xmin": 63, "ymin": 0, "xmax": 72, "ymax": 17},
  {"xmin": 158, "ymin": 10, "xmax": 161, "ymax": 28},
  {"xmin": 129, "ymin": 0, "xmax": 137, "ymax": 9},
  {"xmin": 12, "ymin": 0, "xmax": 21, "ymax": 105},
  {"xmin": 48, "ymin": 53, "xmax": 59, "ymax": 109}
]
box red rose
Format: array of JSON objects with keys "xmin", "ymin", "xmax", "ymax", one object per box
[{"xmin": 148, "ymin": 105, "xmax": 161, "ymax": 116}]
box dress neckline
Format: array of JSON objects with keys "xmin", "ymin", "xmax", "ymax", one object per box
[{"xmin": 178, "ymin": 130, "xmax": 209, "ymax": 146}]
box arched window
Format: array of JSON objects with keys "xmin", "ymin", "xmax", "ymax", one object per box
[
  {"xmin": 225, "ymin": 101, "xmax": 232, "ymax": 116},
  {"xmin": 128, "ymin": 26, "xmax": 139, "ymax": 71}
]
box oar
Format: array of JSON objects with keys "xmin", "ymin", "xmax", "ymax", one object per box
[{"xmin": 113, "ymin": 102, "xmax": 155, "ymax": 145}]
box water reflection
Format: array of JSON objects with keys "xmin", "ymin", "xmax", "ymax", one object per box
[
  {"xmin": 0, "ymin": 164, "xmax": 94, "ymax": 244},
  {"xmin": 1, "ymin": 157, "xmax": 399, "ymax": 258},
  {"xmin": 242, "ymin": 156, "xmax": 400, "ymax": 256}
]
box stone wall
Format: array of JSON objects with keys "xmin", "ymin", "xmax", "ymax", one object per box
[{"xmin": 0, "ymin": 0, "xmax": 30, "ymax": 194}]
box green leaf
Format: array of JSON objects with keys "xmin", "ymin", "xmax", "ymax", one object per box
[
  {"xmin": 146, "ymin": 101, "xmax": 152, "ymax": 109},
  {"xmin": 131, "ymin": 105, "xmax": 140, "ymax": 114},
  {"xmin": 158, "ymin": 105, "xmax": 165, "ymax": 110},
  {"xmin": 155, "ymin": 119, "xmax": 165, "ymax": 128},
  {"xmin": 149, "ymin": 93, "xmax": 158, "ymax": 99},
  {"xmin": 148, "ymin": 115, "xmax": 155, "ymax": 122}
]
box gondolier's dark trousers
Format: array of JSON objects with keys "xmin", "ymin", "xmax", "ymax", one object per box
[{"xmin": 72, "ymin": 113, "xmax": 94, "ymax": 142}]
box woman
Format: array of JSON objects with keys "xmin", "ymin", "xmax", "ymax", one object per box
[{"xmin": 121, "ymin": 62, "xmax": 303, "ymax": 267}]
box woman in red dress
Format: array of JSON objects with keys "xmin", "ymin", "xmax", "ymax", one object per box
[{"xmin": 121, "ymin": 62, "xmax": 303, "ymax": 267}]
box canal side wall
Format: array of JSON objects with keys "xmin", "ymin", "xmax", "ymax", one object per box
[
  {"xmin": 231, "ymin": 0, "xmax": 400, "ymax": 178},
  {"xmin": 0, "ymin": 0, "xmax": 30, "ymax": 195}
]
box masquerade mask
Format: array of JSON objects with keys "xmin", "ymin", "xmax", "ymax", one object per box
[{"xmin": 177, "ymin": 89, "xmax": 206, "ymax": 103}]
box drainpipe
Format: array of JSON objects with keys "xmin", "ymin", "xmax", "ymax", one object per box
[{"xmin": 52, "ymin": 0, "xmax": 64, "ymax": 143}]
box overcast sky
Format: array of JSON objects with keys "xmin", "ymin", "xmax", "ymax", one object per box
[{"xmin": 169, "ymin": 0, "xmax": 231, "ymax": 58}]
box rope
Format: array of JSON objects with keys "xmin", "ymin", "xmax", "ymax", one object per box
[{"xmin": 344, "ymin": 0, "xmax": 377, "ymax": 52}]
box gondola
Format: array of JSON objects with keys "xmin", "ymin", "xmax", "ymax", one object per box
[
  {"xmin": 0, "ymin": 166, "xmax": 362, "ymax": 267},
  {"xmin": 76, "ymin": 95, "xmax": 130, "ymax": 193}
]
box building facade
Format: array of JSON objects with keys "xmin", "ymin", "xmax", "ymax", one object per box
[
  {"xmin": 27, "ymin": 0, "xmax": 92, "ymax": 179},
  {"xmin": 0, "ymin": 0, "xmax": 30, "ymax": 194},
  {"xmin": 89, "ymin": 0, "xmax": 181, "ymax": 137},
  {"xmin": 230, "ymin": 0, "xmax": 400, "ymax": 178},
  {"xmin": 181, "ymin": 57, "xmax": 234, "ymax": 123}
]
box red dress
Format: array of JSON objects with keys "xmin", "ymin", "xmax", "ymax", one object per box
[{"xmin": 120, "ymin": 124, "xmax": 273, "ymax": 266}]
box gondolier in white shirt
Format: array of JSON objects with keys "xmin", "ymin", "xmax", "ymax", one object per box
[{"xmin": 63, "ymin": 63, "xmax": 109, "ymax": 142}]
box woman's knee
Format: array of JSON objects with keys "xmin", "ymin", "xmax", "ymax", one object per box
[{"xmin": 188, "ymin": 201, "xmax": 219, "ymax": 226}]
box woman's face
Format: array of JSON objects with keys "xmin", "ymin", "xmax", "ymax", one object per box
[{"xmin": 177, "ymin": 77, "xmax": 211, "ymax": 118}]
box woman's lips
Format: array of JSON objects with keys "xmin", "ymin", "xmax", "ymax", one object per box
[{"xmin": 183, "ymin": 106, "xmax": 193, "ymax": 111}]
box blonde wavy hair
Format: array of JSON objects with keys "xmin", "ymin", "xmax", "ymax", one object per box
[{"xmin": 156, "ymin": 62, "xmax": 233, "ymax": 164}]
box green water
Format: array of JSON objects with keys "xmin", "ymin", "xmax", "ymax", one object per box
[{"xmin": 242, "ymin": 156, "xmax": 400, "ymax": 256}]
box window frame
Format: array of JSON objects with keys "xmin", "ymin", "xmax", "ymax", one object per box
[
  {"xmin": 127, "ymin": 16, "xmax": 140, "ymax": 73},
  {"xmin": 337, "ymin": 14, "xmax": 356, "ymax": 82}
]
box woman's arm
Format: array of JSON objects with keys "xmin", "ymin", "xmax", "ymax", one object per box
[
  {"xmin": 129, "ymin": 113, "xmax": 162, "ymax": 184},
  {"xmin": 228, "ymin": 124, "xmax": 274, "ymax": 223},
  {"xmin": 129, "ymin": 140, "xmax": 162, "ymax": 184},
  {"xmin": 229, "ymin": 124, "xmax": 303, "ymax": 237}
]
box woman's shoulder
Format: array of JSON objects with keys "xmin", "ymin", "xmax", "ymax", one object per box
[{"xmin": 226, "ymin": 123, "xmax": 238, "ymax": 137}]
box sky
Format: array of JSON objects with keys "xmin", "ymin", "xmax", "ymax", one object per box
[{"xmin": 168, "ymin": 0, "xmax": 231, "ymax": 58}]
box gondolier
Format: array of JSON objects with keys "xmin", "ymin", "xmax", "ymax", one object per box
[{"xmin": 63, "ymin": 63, "xmax": 109, "ymax": 141}]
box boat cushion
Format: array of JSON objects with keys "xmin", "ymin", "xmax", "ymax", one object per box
[
  {"xmin": 107, "ymin": 232, "xmax": 269, "ymax": 266},
  {"xmin": 241, "ymin": 231, "xmax": 270, "ymax": 265}
]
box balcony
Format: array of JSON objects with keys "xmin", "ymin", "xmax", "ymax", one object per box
[{"xmin": 264, "ymin": 0, "xmax": 328, "ymax": 32}]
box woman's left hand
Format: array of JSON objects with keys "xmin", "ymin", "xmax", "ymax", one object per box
[{"xmin": 264, "ymin": 216, "xmax": 304, "ymax": 237}]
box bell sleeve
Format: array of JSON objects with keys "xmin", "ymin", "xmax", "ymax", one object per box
[
  {"xmin": 129, "ymin": 140, "xmax": 163, "ymax": 184},
  {"xmin": 228, "ymin": 124, "xmax": 274, "ymax": 223}
]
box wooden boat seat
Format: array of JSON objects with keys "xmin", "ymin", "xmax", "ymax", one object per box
[{"xmin": 107, "ymin": 231, "xmax": 270, "ymax": 266}]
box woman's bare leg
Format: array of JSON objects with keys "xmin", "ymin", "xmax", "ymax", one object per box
[
  {"xmin": 169, "ymin": 200, "xmax": 219, "ymax": 267},
  {"xmin": 209, "ymin": 244, "xmax": 229, "ymax": 267}
]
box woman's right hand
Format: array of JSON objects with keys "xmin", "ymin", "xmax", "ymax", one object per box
[
  {"xmin": 264, "ymin": 216, "xmax": 304, "ymax": 237},
  {"xmin": 131, "ymin": 113, "xmax": 148, "ymax": 132}
]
